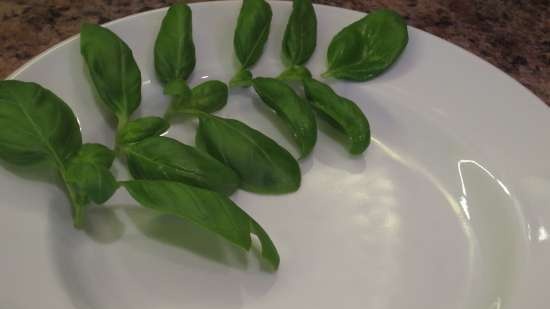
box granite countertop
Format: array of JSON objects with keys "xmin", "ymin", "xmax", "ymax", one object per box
[{"xmin": 0, "ymin": 0, "xmax": 548, "ymax": 105}]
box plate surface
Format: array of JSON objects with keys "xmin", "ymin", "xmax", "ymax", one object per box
[{"xmin": 2, "ymin": 1, "xmax": 550, "ymax": 308}]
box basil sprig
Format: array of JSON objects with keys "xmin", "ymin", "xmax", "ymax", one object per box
[{"xmin": 0, "ymin": 80, "xmax": 117, "ymax": 227}]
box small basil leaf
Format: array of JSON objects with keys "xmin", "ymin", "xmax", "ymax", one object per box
[
  {"xmin": 118, "ymin": 117, "xmax": 170, "ymax": 145},
  {"xmin": 154, "ymin": 3, "xmax": 196, "ymax": 85},
  {"xmin": 125, "ymin": 136, "xmax": 239, "ymax": 196},
  {"xmin": 233, "ymin": 0, "xmax": 272, "ymax": 70},
  {"xmin": 303, "ymin": 78, "xmax": 370, "ymax": 154},
  {"xmin": 123, "ymin": 180, "xmax": 280, "ymax": 269},
  {"xmin": 164, "ymin": 79, "xmax": 191, "ymax": 97},
  {"xmin": 69, "ymin": 143, "xmax": 115, "ymax": 167},
  {"xmin": 65, "ymin": 143, "xmax": 118, "ymax": 204},
  {"xmin": 0, "ymin": 80, "xmax": 82, "ymax": 166},
  {"xmin": 170, "ymin": 80, "xmax": 228, "ymax": 114},
  {"xmin": 282, "ymin": 0, "xmax": 317, "ymax": 66},
  {"xmin": 196, "ymin": 114, "xmax": 300, "ymax": 194},
  {"xmin": 65, "ymin": 161, "xmax": 118, "ymax": 205},
  {"xmin": 277, "ymin": 65, "xmax": 312, "ymax": 82},
  {"xmin": 190, "ymin": 80, "xmax": 228, "ymax": 112},
  {"xmin": 252, "ymin": 77, "xmax": 317, "ymax": 158},
  {"xmin": 324, "ymin": 9, "xmax": 408, "ymax": 81},
  {"xmin": 80, "ymin": 23, "xmax": 142, "ymax": 124},
  {"xmin": 229, "ymin": 69, "xmax": 253, "ymax": 88}
]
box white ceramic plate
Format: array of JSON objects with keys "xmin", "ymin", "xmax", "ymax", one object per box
[{"xmin": 2, "ymin": 1, "xmax": 549, "ymax": 308}]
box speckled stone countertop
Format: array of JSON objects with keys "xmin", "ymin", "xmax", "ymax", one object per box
[{"xmin": 1, "ymin": 0, "xmax": 549, "ymax": 104}]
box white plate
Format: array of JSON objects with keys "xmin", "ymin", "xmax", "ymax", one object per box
[{"xmin": 2, "ymin": 1, "xmax": 549, "ymax": 308}]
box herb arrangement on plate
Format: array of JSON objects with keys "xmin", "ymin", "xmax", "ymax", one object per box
[{"xmin": 0, "ymin": 0, "xmax": 407, "ymax": 271}]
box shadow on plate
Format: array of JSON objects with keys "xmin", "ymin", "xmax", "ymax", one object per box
[
  {"xmin": 124, "ymin": 206, "xmax": 270, "ymax": 271},
  {"xmin": 84, "ymin": 205, "xmax": 126, "ymax": 244},
  {"xmin": 0, "ymin": 159, "xmax": 59, "ymax": 184}
]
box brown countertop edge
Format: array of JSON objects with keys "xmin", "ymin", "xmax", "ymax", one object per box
[{"xmin": 1, "ymin": 0, "xmax": 548, "ymax": 105}]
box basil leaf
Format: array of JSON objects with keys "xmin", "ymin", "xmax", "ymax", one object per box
[
  {"xmin": 164, "ymin": 79, "xmax": 191, "ymax": 98},
  {"xmin": 303, "ymin": 78, "xmax": 370, "ymax": 154},
  {"xmin": 189, "ymin": 80, "xmax": 228, "ymax": 112},
  {"xmin": 277, "ymin": 65, "xmax": 312, "ymax": 82},
  {"xmin": 233, "ymin": 0, "xmax": 272, "ymax": 74},
  {"xmin": 118, "ymin": 117, "xmax": 170, "ymax": 145},
  {"xmin": 229, "ymin": 69, "xmax": 253, "ymax": 88},
  {"xmin": 80, "ymin": 23, "xmax": 142, "ymax": 124},
  {"xmin": 65, "ymin": 144, "xmax": 117, "ymax": 205},
  {"xmin": 125, "ymin": 136, "xmax": 239, "ymax": 196},
  {"xmin": 282, "ymin": 0, "xmax": 317, "ymax": 66},
  {"xmin": 0, "ymin": 80, "xmax": 81, "ymax": 165},
  {"xmin": 69, "ymin": 143, "xmax": 115, "ymax": 167},
  {"xmin": 252, "ymin": 77, "xmax": 317, "ymax": 158},
  {"xmin": 154, "ymin": 3, "xmax": 196, "ymax": 85},
  {"xmin": 195, "ymin": 114, "xmax": 300, "ymax": 194},
  {"xmin": 169, "ymin": 80, "xmax": 228, "ymax": 115},
  {"xmin": 123, "ymin": 180, "xmax": 280, "ymax": 269},
  {"xmin": 323, "ymin": 9, "xmax": 408, "ymax": 81}
]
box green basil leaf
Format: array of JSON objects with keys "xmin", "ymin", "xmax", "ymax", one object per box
[
  {"xmin": 229, "ymin": 69, "xmax": 253, "ymax": 88},
  {"xmin": 303, "ymin": 78, "xmax": 370, "ymax": 154},
  {"xmin": 69, "ymin": 143, "xmax": 115, "ymax": 167},
  {"xmin": 125, "ymin": 136, "xmax": 239, "ymax": 196},
  {"xmin": 0, "ymin": 80, "xmax": 82, "ymax": 166},
  {"xmin": 233, "ymin": 0, "xmax": 272, "ymax": 69},
  {"xmin": 195, "ymin": 114, "xmax": 300, "ymax": 194},
  {"xmin": 118, "ymin": 117, "xmax": 170, "ymax": 145},
  {"xmin": 80, "ymin": 23, "xmax": 142, "ymax": 124},
  {"xmin": 65, "ymin": 162, "xmax": 118, "ymax": 205},
  {"xmin": 252, "ymin": 77, "xmax": 317, "ymax": 158},
  {"xmin": 323, "ymin": 9, "xmax": 408, "ymax": 81},
  {"xmin": 123, "ymin": 180, "xmax": 280, "ymax": 269},
  {"xmin": 277, "ymin": 65, "xmax": 312, "ymax": 82},
  {"xmin": 189, "ymin": 80, "xmax": 228, "ymax": 112},
  {"xmin": 154, "ymin": 3, "xmax": 196, "ymax": 85},
  {"xmin": 65, "ymin": 143, "xmax": 118, "ymax": 205},
  {"xmin": 282, "ymin": 0, "xmax": 317, "ymax": 66},
  {"xmin": 164, "ymin": 79, "xmax": 191, "ymax": 98},
  {"xmin": 169, "ymin": 80, "xmax": 228, "ymax": 115}
]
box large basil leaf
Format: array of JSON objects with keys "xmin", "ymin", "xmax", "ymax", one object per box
[
  {"xmin": 195, "ymin": 114, "xmax": 300, "ymax": 194},
  {"xmin": 80, "ymin": 23, "xmax": 142, "ymax": 124},
  {"xmin": 118, "ymin": 116, "xmax": 170, "ymax": 145},
  {"xmin": 323, "ymin": 9, "xmax": 408, "ymax": 81},
  {"xmin": 303, "ymin": 78, "xmax": 370, "ymax": 154},
  {"xmin": 154, "ymin": 3, "xmax": 196, "ymax": 85},
  {"xmin": 168, "ymin": 80, "xmax": 228, "ymax": 116},
  {"xmin": 231, "ymin": 0, "xmax": 272, "ymax": 85},
  {"xmin": 0, "ymin": 80, "xmax": 81, "ymax": 165},
  {"xmin": 123, "ymin": 180, "xmax": 280, "ymax": 269},
  {"xmin": 282, "ymin": 0, "xmax": 317, "ymax": 67},
  {"xmin": 65, "ymin": 144, "xmax": 118, "ymax": 205},
  {"xmin": 252, "ymin": 77, "xmax": 317, "ymax": 158},
  {"xmin": 124, "ymin": 136, "xmax": 239, "ymax": 196}
]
